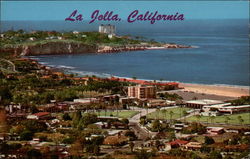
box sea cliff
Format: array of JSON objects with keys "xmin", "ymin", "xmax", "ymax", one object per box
[{"xmin": 0, "ymin": 30, "xmax": 192, "ymax": 56}]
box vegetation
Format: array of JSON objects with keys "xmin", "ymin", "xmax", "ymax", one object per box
[
  {"xmin": 228, "ymin": 96, "xmax": 250, "ymax": 105},
  {"xmin": 158, "ymin": 92, "xmax": 183, "ymax": 101},
  {"xmin": 147, "ymin": 107, "xmax": 191, "ymax": 120},
  {"xmin": 1, "ymin": 30, "xmax": 160, "ymax": 48},
  {"xmin": 182, "ymin": 122, "xmax": 207, "ymax": 135},
  {"xmin": 93, "ymin": 110, "xmax": 139, "ymax": 118},
  {"xmin": 186, "ymin": 113, "xmax": 250, "ymax": 125}
]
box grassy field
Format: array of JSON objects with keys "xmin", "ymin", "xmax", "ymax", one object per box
[
  {"xmin": 185, "ymin": 113, "xmax": 250, "ymax": 125},
  {"xmin": 94, "ymin": 110, "xmax": 139, "ymax": 118},
  {"xmin": 147, "ymin": 107, "xmax": 191, "ymax": 120}
]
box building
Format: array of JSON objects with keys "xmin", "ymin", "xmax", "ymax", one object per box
[
  {"xmin": 206, "ymin": 127, "xmax": 224, "ymax": 135},
  {"xmin": 185, "ymin": 99, "xmax": 224, "ymax": 109},
  {"xmin": 128, "ymin": 85, "xmax": 156, "ymax": 99},
  {"xmin": 73, "ymin": 98, "xmax": 99, "ymax": 104},
  {"xmin": 27, "ymin": 112, "xmax": 51, "ymax": 120},
  {"xmin": 166, "ymin": 139, "xmax": 189, "ymax": 149},
  {"xmin": 99, "ymin": 24, "xmax": 116, "ymax": 35},
  {"xmin": 203, "ymin": 103, "xmax": 250, "ymax": 115},
  {"xmin": 217, "ymin": 105, "xmax": 250, "ymax": 114},
  {"xmin": 182, "ymin": 142, "xmax": 202, "ymax": 150},
  {"xmin": 174, "ymin": 123, "xmax": 188, "ymax": 131},
  {"xmin": 147, "ymin": 99, "xmax": 167, "ymax": 108}
]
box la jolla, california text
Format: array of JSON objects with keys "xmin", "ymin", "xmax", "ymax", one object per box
[{"xmin": 65, "ymin": 10, "xmax": 184, "ymax": 24}]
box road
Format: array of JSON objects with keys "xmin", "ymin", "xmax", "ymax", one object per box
[{"xmin": 127, "ymin": 106, "xmax": 179, "ymax": 140}]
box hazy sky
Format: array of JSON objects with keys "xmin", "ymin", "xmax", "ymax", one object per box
[{"xmin": 1, "ymin": 1, "xmax": 249, "ymax": 21}]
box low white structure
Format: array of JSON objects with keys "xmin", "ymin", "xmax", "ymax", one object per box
[
  {"xmin": 218, "ymin": 105, "xmax": 250, "ymax": 114},
  {"xmin": 206, "ymin": 127, "xmax": 224, "ymax": 135},
  {"xmin": 203, "ymin": 103, "xmax": 250, "ymax": 115},
  {"xmin": 73, "ymin": 98, "xmax": 99, "ymax": 104},
  {"xmin": 185, "ymin": 99, "xmax": 224, "ymax": 109}
]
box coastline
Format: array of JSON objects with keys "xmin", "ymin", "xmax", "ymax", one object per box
[
  {"xmin": 27, "ymin": 57, "xmax": 249, "ymax": 98},
  {"xmin": 179, "ymin": 83, "xmax": 249, "ymax": 98}
]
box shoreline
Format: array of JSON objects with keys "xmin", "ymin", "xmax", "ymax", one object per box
[
  {"xmin": 179, "ymin": 83, "xmax": 249, "ymax": 98},
  {"xmin": 27, "ymin": 57, "xmax": 249, "ymax": 98}
]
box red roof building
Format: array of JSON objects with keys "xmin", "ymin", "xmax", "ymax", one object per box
[{"xmin": 166, "ymin": 139, "xmax": 189, "ymax": 148}]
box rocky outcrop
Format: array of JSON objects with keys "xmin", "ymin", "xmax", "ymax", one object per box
[{"xmin": 97, "ymin": 44, "xmax": 192, "ymax": 53}]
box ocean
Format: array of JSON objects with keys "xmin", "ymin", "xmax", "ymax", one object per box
[{"xmin": 1, "ymin": 20, "xmax": 249, "ymax": 86}]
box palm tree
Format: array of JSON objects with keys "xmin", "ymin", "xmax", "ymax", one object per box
[
  {"xmin": 169, "ymin": 111, "xmax": 174, "ymax": 123},
  {"xmin": 156, "ymin": 108, "xmax": 160, "ymax": 120},
  {"xmin": 162, "ymin": 109, "xmax": 167, "ymax": 120},
  {"xmin": 129, "ymin": 142, "xmax": 135, "ymax": 153},
  {"xmin": 210, "ymin": 116, "xmax": 215, "ymax": 124},
  {"xmin": 196, "ymin": 115, "xmax": 201, "ymax": 123},
  {"xmin": 237, "ymin": 116, "xmax": 244, "ymax": 125},
  {"xmin": 224, "ymin": 116, "xmax": 230, "ymax": 125}
]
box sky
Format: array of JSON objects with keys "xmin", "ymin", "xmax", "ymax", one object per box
[{"xmin": 1, "ymin": 1, "xmax": 249, "ymax": 21}]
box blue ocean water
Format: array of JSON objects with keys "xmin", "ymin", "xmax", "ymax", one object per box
[{"xmin": 2, "ymin": 20, "xmax": 249, "ymax": 86}]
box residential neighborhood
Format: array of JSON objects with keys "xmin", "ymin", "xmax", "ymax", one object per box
[{"xmin": 0, "ymin": 52, "xmax": 249, "ymax": 159}]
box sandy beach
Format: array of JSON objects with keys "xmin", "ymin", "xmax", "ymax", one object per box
[{"xmin": 179, "ymin": 83, "xmax": 249, "ymax": 98}]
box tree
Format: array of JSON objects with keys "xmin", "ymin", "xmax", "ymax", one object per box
[
  {"xmin": 155, "ymin": 140, "xmax": 161, "ymax": 150},
  {"xmin": 121, "ymin": 118, "xmax": 129, "ymax": 125},
  {"xmin": 21, "ymin": 120, "xmax": 47, "ymax": 133},
  {"xmin": 152, "ymin": 120, "xmax": 162, "ymax": 132},
  {"xmin": 140, "ymin": 117, "xmax": 147, "ymax": 126},
  {"xmin": 162, "ymin": 109, "xmax": 167, "ymax": 120},
  {"xmin": 72, "ymin": 111, "xmax": 82, "ymax": 127},
  {"xmin": 125, "ymin": 131, "xmax": 137, "ymax": 141},
  {"xmin": 224, "ymin": 116, "xmax": 230, "ymax": 125},
  {"xmin": 27, "ymin": 149, "xmax": 42, "ymax": 159},
  {"xmin": 129, "ymin": 142, "xmax": 135, "ymax": 152},
  {"xmin": 237, "ymin": 116, "xmax": 244, "ymax": 125},
  {"xmin": 208, "ymin": 151, "xmax": 222, "ymax": 159},
  {"xmin": 93, "ymin": 145, "xmax": 100, "ymax": 155},
  {"xmin": 169, "ymin": 111, "xmax": 174, "ymax": 122},
  {"xmin": 70, "ymin": 139, "xmax": 84, "ymax": 157},
  {"xmin": 0, "ymin": 110, "xmax": 8, "ymax": 133},
  {"xmin": 30, "ymin": 105, "xmax": 39, "ymax": 113},
  {"xmin": 156, "ymin": 108, "xmax": 160, "ymax": 119},
  {"xmin": 204, "ymin": 136, "xmax": 215, "ymax": 145},
  {"xmin": 0, "ymin": 86, "xmax": 12, "ymax": 105},
  {"xmin": 20, "ymin": 130, "xmax": 33, "ymax": 140},
  {"xmin": 196, "ymin": 115, "xmax": 201, "ymax": 123},
  {"xmin": 135, "ymin": 149, "xmax": 154, "ymax": 159},
  {"xmin": 79, "ymin": 113, "xmax": 97, "ymax": 128},
  {"xmin": 62, "ymin": 113, "xmax": 71, "ymax": 121},
  {"xmin": 209, "ymin": 116, "xmax": 215, "ymax": 124}
]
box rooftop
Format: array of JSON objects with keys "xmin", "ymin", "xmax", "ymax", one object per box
[
  {"xmin": 185, "ymin": 99, "xmax": 224, "ymax": 105},
  {"xmin": 32, "ymin": 112, "xmax": 50, "ymax": 117}
]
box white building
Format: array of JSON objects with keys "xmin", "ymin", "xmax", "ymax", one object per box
[
  {"xmin": 185, "ymin": 99, "xmax": 224, "ymax": 109},
  {"xmin": 99, "ymin": 24, "xmax": 116, "ymax": 35}
]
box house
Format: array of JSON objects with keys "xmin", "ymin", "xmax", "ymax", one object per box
[
  {"xmin": 93, "ymin": 122, "xmax": 109, "ymax": 129},
  {"xmin": 111, "ymin": 121, "xmax": 128, "ymax": 129},
  {"xmin": 174, "ymin": 123, "xmax": 188, "ymax": 132},
  {"xmin": 166, "ymin": 139, "xmax": 189, "ymax": 149},
  {"xmin": 206, "ymin": 127, "xmax": 224, "ymax": 135},
  {"xmin": 182, "ymin": 142, "xmax": 202, "ymax": 150},
  {"xmin": 27, "ymin": 112, "xmax": 51, "ymax": 120}
]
